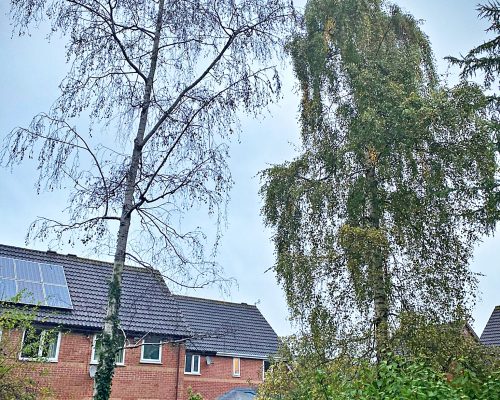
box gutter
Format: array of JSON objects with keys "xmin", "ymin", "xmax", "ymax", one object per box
[{"xmin": 215, "ymin": 351, "xmax": 270, "ymax": 360}]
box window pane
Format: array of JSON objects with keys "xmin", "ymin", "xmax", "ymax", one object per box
[
  {"xmin": 0, "ymin": 257, "xmax": 15, "ymax": 278},
  {"xmin": 115, "ymin": 335, "xmax": 125, "ymax": 364},
  {"xmin": 264, "ymin": 360, "xmax": 271, "ymax": 371},
  {"xmin": 17, "ymin": 281, "xmax": 44, "ymax": 305},
  {"xmin": 0, "ymin": 279, "xmax": 17, "ymax": 301},
  {"xmin": 15, "ymin": 260, "xmax": 41, "ymax": 281},
  {"xmin": 21, "ymin": 328, "xmax": 43, "ymax": 358},
  {"xmin": 233, "ymin": 357, "xmax": 240, "ymax": 376},
  {"xmin": 93, "ymin": 336, "xmax": 103, "ymax": 362},
  {"xmin": 142, "ymin": 336, "xmax": 161, "ymax": 361},
  {"xmin": 193, "ymin": 355, "xmax": 199, "ymax": 373},
  {"xmin": 40, "ymin": 264, "xmax": 66, "ymax": 285},
  {"xmin": 115, "ymin": 347, "xmax": 124, "ymax": 364},
  {"xmin": 143, "ymin": 343, "xmax": 160, "ymax": 360},
  {"xmin": 41, "ymin": 331, "xmax": 59, "ymax": 359},
  {"xmin": 185, "ymin": 353, "xmax": 192, "ymax": 372}
]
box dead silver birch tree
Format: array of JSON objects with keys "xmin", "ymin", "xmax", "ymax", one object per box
[{"xmin": 3, "ymin": 0, "xmax": 294, "ymax": 398}]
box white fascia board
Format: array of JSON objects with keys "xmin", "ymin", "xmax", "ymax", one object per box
[{"xmin": 215, "ymin": 351, "xmax": 270, "ymax": 360}]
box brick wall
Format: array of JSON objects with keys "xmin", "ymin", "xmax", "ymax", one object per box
[
  {"xmin": 5, "ymin": 329, "xmax": 186, "ymax": 400},
  {"xmin": 183, "ymin": 356, "xmax": 263, "ymax": 400},
  {"xmin": 3, "ymin": 329, "xmax": 265, "ymax": 400}
]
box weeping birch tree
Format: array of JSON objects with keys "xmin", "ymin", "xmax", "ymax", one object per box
[
  {"xmin": 261, "ymin": 0, "xmax": 498, "ymax": 362},
  {"xmin": 3, "ymin": 0, "xmax": 294, "ymax": 398}
]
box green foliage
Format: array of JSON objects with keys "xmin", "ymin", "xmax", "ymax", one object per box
[
  {"xmin": 0, "ymin": 301, "xmax": 53, "ymax": 399},
  {"xmin": 392, "ymin": 312, "xmax": 500, "ymax": 375},
  {"xmin": 257, "ymin": 353, "xmax": 500, "ymax": 400},
  {"xmin": 187, "ymin": 387, "xmax": 204, "ymax": 400},
  {"xmin": 446, "ymin": 1, "xmax": 500, "ymax": 92},
  {"xmin": 93, "ymin": 331, "xmax": 118, "ymax": 400},
  {"xmin": 94, "ymin": 275, "xmax": 123, "ymax": 400},
  {"xmin": 260, "ymin": 0, "xmax": 498, "ymax": 360}
]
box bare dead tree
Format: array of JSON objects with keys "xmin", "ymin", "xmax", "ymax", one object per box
[{"xmin": 3, "ymin": 0, "xmax": 295, "ymax": 398}]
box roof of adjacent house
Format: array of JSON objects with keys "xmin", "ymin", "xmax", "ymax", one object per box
[
  {"xmin": 0, "ymin": 244, "xmax": 190, "ymax": 337},
  {"xmin": 480, "ymin": 305, "xmax": 500, "ymax": 346},
  {"xmin": 175, "ymin": 295, "xmax": 279, "ymax": 359},
  {"xmin": 464, "ymin": 322, "xmax": 480, "ymax": 342}
]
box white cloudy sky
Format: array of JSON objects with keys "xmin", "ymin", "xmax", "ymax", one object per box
[{"xmin": 0, "ymin": 0, "xmax": 498, "ymax": 338}]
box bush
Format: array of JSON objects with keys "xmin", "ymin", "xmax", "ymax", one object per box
[
  {"xmin": 187, "ymin": 387, "xmax": 204, "ymax": 400},
  {"xmin": 257, "ymin": 355, "xmax": 500, "ymax": 400},
  {"xmin": 0, "ymin": 301, "xmax": 53, "ymax": 399}
]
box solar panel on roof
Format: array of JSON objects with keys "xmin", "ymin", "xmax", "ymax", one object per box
[
  {"xmin": 40, "ymin": 263, "xmax": 66, "ymax": 285},
  {"xmin": 0, "ymin": 279, "xmax": 16, "ymax": 299},
  {"xmin": 44, "ymin": 284, "xmax": 72, "ymax": 308},
  {"xmin": 0, "ymin": 257, "xmax": 15, "ymax": 278},
  {"xmin": 0, "ymin": 256, "xmax": 73, "ymax": 309},
  {"xmin": 17, "ymin": 281, "xmax": 44, "ymax": 304}
]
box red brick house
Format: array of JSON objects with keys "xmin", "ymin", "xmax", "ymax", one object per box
[{"xmin": 0, "ymin": 244, "xmax": 278, "ymax": 399}]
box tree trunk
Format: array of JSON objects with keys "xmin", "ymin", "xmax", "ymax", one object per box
[
  {"xmin": 93, "ymin": 1, "xmax": 165, "ymax": 398},
  {"xmin": 366, "ymin": 163, "xmax": 389, "ymax": 363},
  {"xmin": 373, "ymin": 254, "xmax": 389, "ymax": 363}
]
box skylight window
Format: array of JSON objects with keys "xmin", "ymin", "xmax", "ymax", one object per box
[{"xmin": 0, "ymin": 256, "xmax": 73, "ymax": 309}]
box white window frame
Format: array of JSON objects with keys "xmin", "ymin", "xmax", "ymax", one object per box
[
  {"xmin": 232, "ymin": 357, "xmax": 241, "ymax": 377},
  {"xmin": 90, "ymin": 334, "xmax": 125, "ymax": 366},
  {"xmin": 140, "ymin": 337, "xmax": 162, "ymax": 364},
  {"xmin": 184, "ymin": 352, "xmax": 201, "ymax": 375},
  {"xmin": 19, "ymin": 329, "xmax": 61, "ymax": 362}
]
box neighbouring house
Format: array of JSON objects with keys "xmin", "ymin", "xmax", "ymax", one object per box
[
  {"xmin": 463, "ymin": 322, "xmax": 480, "ymax": 342},
  {"xmin": 0, "ymin": 244, "xmax": 278, "ymax": 400},
  {"xmin": 480, "ymin": 305, "xmax": 500, "ymax": 346},
  {"xmin": 175, "ymin": 296, "xmax": 277, "ymax": 399}
]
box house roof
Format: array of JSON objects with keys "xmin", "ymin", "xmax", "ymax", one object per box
[
  {"xmin": 0, "ymin": 244, "xmax": 190, "ymax": 337},
  {"xmin": 175, "ymin": 295, "xmax": 279, "ymax": 359},
  {"xmin": 464, "ymin": 322, "xmax": 480, "ymax": 342},
  {"xmin": 480, "ymin": 305, "xmax": 500, "ymax": 346}
]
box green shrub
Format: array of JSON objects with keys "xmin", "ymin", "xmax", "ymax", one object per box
[
  {"xmin": 0, "ymin": 301, "xmax": 53, "ymax": 399},
  {"xmin": 187, "ymin": 387, "xmax": 204, "ymax": 400},
  {"xmin": 258, "ymin": 356, "xmax": 500, "ymax": 400}
]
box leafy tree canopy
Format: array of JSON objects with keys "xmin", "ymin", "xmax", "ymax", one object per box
[{"xmin": 261, "ymin": 0, "xmax": 498, "ymax": 361}]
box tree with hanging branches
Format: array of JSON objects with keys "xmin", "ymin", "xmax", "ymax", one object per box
[
  {"xmin": 3, "ymin": 0, "xmax": 295, "ymax": 398},
  {"xmin": 260, "ymin": 0, "xmax": 498, "ymax": 363}
]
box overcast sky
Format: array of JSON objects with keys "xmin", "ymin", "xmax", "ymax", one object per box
[{"xmin": 0, "ymin": 0, "xmax": 498, "ymax": 338}]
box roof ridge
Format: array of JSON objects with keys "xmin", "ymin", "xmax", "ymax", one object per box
[
  {"xmin": 0, "ymin": 243, "xmax": 153, "ymax": 274},
  {"xmin": 174, "ymin": 294, "xmax": 257, "ymax": 308}
]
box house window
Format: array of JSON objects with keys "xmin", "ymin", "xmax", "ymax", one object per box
[
  {"xmin": 90, "ymin": 334, "xmax": 125, "ymax": 365},
  {"xmin": 141, "ymin": 335, "xmax": 162, "ymax": 363},
  {"xmin": 263, "ymin": 360, "xmax": 271, "ymax": 380},
  {"xmin": 232, "ymin": 357, "xmax": 240, "ymax": 377},
  {"xmin": 184, "ymin": 352, "xmax": 200, "ymax": 374},
  {"xmin": 19, "ymin": 328, "xmax": 60, "ymax": 362}
]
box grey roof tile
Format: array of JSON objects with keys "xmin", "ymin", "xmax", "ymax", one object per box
[
  {"xmin": 175, "ymin": 295, "xmax": 279, "ymax": 359},
  {"xmin": 0, "ymin": 244, "xmax": 190, "ymax": 337},
  {"xmin": 480, "ymin": 305, "xmax": 500, "ymax": 346}
]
